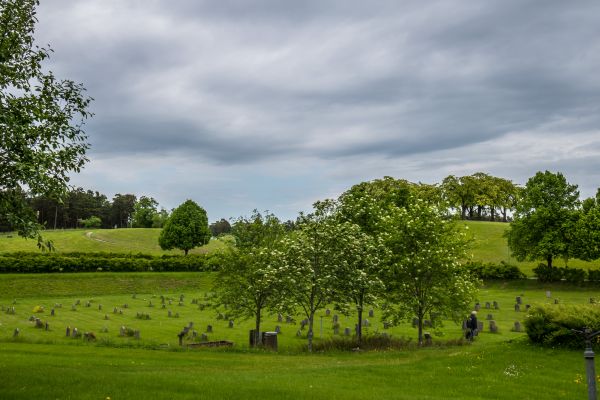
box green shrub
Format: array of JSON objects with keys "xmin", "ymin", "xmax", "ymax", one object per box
[
  {"xmin": 588, "ymin": 269, "xmax": 600, "ymax": 282},
  {"xmin": 533, "ymin": 263, "xmax": 564, "ymax": 282},
  {"xmin": 0, "ymin": 251, "xmax": 224, "ymax": 273},
  {"xmin": 562, "ymin": 266, "xmax": 586, "ymax": 284},
  {"xmin": 525, "ymin": 304, "xmax": 600, "ymax": 348},
  {"xmin": 464, "ymin": 261, "xmax": 526, "ymax": 280}
]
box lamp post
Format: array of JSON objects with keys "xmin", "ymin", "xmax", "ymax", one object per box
[{"xmin": 573, "ymin": 327, "xmax": 600, "ymax": 400}]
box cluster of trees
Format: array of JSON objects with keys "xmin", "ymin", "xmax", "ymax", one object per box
[
  {"xmin": 506, "ymin": 171, "xmax": 600, "ymax": 268},
  {"xmin": 441, "ymin": 173, "xmax": 519, "ymax": 221},
  {"xmin": 213, "ymin": 178, "xmax": 478, "ymax": 351}
]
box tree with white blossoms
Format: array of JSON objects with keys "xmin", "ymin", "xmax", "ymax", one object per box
[
  {"xmin": 213, "ymin": 211, "xmax": 286, "ymax": 347},
  {"xmin": 274, "ymin": 200, "xmax": 350, "ymax": 352},
  {"xmin": 381, "ymin": 198, "xmax": 478, "ymax": 345}
]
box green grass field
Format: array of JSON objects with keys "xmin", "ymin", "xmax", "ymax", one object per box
[
  {"xmin": 2, "ymin": 221, "xmax": 598, "ymax": 275},
  {"xmin": 0, "ymin": 273, "xmax": 598, "ymax": 399},
  {"xmin": 0, "ymin": 228, "xmax": 228, "ymax": 255}
]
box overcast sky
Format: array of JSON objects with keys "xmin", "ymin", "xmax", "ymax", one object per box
[{"xmin": 35, "ymin": 0, "xmax": 600, "ymax": 221}]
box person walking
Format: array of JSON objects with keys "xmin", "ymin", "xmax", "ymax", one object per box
[{"xmin": 467, "ymin": 311, "xmax": 478, "ymax": 341}]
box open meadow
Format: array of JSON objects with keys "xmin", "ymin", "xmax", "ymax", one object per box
[{"xmin": 0, "ymin": 272, "xmax": 598, "ymax": 399}]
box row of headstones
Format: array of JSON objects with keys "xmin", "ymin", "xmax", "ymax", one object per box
[
  {"xmin": 462, "ymin": 319, "xmax": 524, "ymax": 333},
  {"xmin": 474, "ymin": 301, "xmax": 500, "ymax": 311}
]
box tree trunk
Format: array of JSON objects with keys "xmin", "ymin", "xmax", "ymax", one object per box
[
  {"xmin": 184, "ymin": 249, "xmax": 189, "ymax": 256},
  {"xmin": 356, "ymin": 306, "xmax": 363, "ymax": 345},
  {"xmin": 307, "ymin": 313, "xmax": 314, "ymax": 353},
  {"xmin": 547, "ymin": 254, "xmax": 553, "ymax": 269},
  {"xmin": 418, "ymin": 317, "xmax": 424, "ymax": 346},
  {"xmin": 502, "ymin": 207, "xmax": 507, "ymax": 222},
  {"xmin": 490, "ymin": 207, "xmax": 495, "ymax": 222},
  {"xmin": 254, "ymin": 308, "xmax": 261, "ymax": 348},
  {"xmin": 477, "ymin": 205, "xmax": 482, "ymax": 219},
  {"xmin": 461, "ymin": 203, "xmax": 467, "ymax": 220}
]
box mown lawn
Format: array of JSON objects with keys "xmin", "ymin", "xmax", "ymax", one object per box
[{"xmin": 0, "ymin": 273, "xmax": 598, "ymax": 399}]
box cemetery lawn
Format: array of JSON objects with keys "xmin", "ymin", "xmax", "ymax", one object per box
[{"xmin": 0, "ymin": 273, "xmax": 598, "ymax": 399}]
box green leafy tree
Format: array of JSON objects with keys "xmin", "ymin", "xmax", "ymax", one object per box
[
  {"xmin": 213, "ymin": 211, "xmax": 286, "ymax": 347},
  {"xmin": 209, "ymin": 218, "xmax": 232, "ymax": 237},
  {"xmin": 572, "ymin": 191, "xmax": 600, "ymax": 262},
  {"xmin": 506, "ymin": 171, "xmax": 580, "ymax": 268},
  {"xmin": 111, "ymin": 194, "xmax": 136, "ymax": 228},
  {"xmin": 132, "ymin": 196, "xmax": 158, "ymax": 228},
  {"xmin": 273, "ymin": 200, "xmax": 346, "ymax": 352},
  {"xmin": 80, "ymin": 215, "xmax": 101, "ymax": 229},
  {"xmin": 151, "ymin": 208, "xmax": 169, "ymax": 228},
  {"xmin": 158, "ymin": 200, "xmax": 210, "ymax": 255},
  {"xmin": 1, "ymin": 0, "xmax": 92, "ymax": 246},
  {"xmin": 382, "ymin": 198, "xmax": 477, "ymax": 345}
]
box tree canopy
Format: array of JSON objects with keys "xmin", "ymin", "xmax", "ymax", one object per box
[
  {"xmin": 1, "ymin": 0, "xmax": 92, "ymax": 245},
  {"xmin": 158, "ymin": 200, "xmax": 210, "ymax": 255}
]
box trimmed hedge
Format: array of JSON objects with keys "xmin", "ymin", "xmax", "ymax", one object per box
[
  {"xmin": 525, "ymin": 304, "xmax": 600, "ymax": 348},
  {"xmin": 533, "ymin": 263, "xmax": 587, "ymax": 284},
  {"xmin": 464, "ymin": 261, "xmax": 526, "ymax": 280},
  {"xmin": 0, "ymin": 252, "xmax": 223, "ymax": 273}
]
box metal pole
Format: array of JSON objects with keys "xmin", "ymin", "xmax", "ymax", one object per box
[{"xmin": 585, "ymin": 337, "xmax": 598, "ymax": 400}]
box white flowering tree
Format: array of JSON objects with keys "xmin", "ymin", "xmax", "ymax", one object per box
[
  {"xmin": 274, "ymin": 200, "xmax": 351, "ymax": 352},
  {"xmin": 381, "ymin": 198, "xmax": 478, "ymax": 345},
  {"xmin": 213, "ymin": 211, "xmax": 286, "ymax": 347}
]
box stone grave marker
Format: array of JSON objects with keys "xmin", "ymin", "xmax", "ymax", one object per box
[
  {"xmin": 424, "ymin": 332, "xmax": 432, "ymax": 345},
  {"xmin": 98, "ymin": 304, "xmax": 102, "ymax": 311},
  {"xmin": 474, "ymin": 303, "xmax": 481, "ymax": 311},
  {"xmin": 333, "ymin": 325, "xmax": 339, "ymax": 335},
  {"xmin": 201, "ymin": 333, "xmax": 208, "ymax": 341},
  {"xmin": 525, "ymin": 304, "xmax": 531, "ymax": 311},
  {"xmin": 66, "ymin": 326, "xmax": 71, "ymax": 337},
  {"xmin": 85, "ymin": 301, "xmax": 91, "ymax": 308},
  {"xmin": 493, "ymin": 301, "xmax": 499, "ymax": 310},
  {"xmin": 168, "ymin": 310, "xmax": 172, "ymax": 318},
  {"xmin": 113, "ymin": 307, "xmax": 118, "ymax": 314},
  {"xmin": 485, "ymin": 302, "xmax": 490, "ymax": 309},
  {"xmin": 296, "ymin": 330, "xmax": 302, "ymax": 337},
  {"xmin": 412, "ymin": 317, "xmax": 419, "ymax": 328},
  {"xmin": 13, "ymin": 328, "xmax": 19, "ymax": 337},
  {"xmin": 228, "ymin": 320, "xmax": 234, "ymax": 328},
  {"xmin": 591, "ymin": 298, "xmax": 596, "ymax": 304},
  {"xmin": 207, "ymin": 325, "xmax": 213, "ymax": 333},
  {"xmin": 477, "ymin": 321, "xmax": 484, "ymax": 332},
  {"xmin": 546, "ymin": 291, "xmax": 551, "ymax": 298},
  {"xmin": 333, "ymin": 314, "xmax": 339, "ymax": 323},
  {"xmin": 363, "ymin": 319, "xmax": 370, "ymax": 327},
  {"xmin": 71, "ymin": 304, "xmax": 76, "ymax": 311},
  {"xmin": 554, "ymin": 299, "xmax": 559, "ymax": 304},
  {"xmin": 75, "ymin": 299, "xmax": 80, "ymax": 306},
  {"xmin": 275, "ymin": 325, "xmax": 281, "ymax": 334},
  {"xmin": 325, "ymin": 308, "xmax": 331, "ymax": 316},
  {"xmin": 134, "ymin": 330, "xmax": 140, "ymax": 340},
  {"xmin": 104, "ymin": 314, "xmax": 109, "ymax": 320},
  {"xmin": 369, "ymin": 309, "xmax": 374, "ymax": 318},
  {"xmin": 486, "ymin": 314, "xmax": 493, "ymax": 320},
  {"xmin": 516, "ymin": 296, "xmax": 522, "ymax": 304},
  {"xmin": 286, "ymin": 315, "xmax": 293, "ymax": 324},
  {"xmin": 514, "ymin": 304, "xmax": 520, "ymax": 312},
  {"xmin": 489, "ymin": 321, "xmax": 498, "ymax": 333},
  {"xmin": 277, "ymin": 313, "xmax": 283, "ymax": 323},
  {"xmin": 344, "ymin": 327, "xmax": 351, "ymax": 336},
  {"xmin": 513, "ymin": 321, "xmax": 522, "ymax": 332}
]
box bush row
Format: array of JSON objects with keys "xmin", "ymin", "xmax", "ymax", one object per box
[
  {"xmin": 0, "ymin": 252, "xmax": 223, "ymax": 273},
  {"xmin": 464, "ymin": 261, "xmax": 526, "ymax": 280},
  {"xmin": 532, "ymin": 263, "xmax": 600, "ymax": 284},
  {"xmin": 525, "ymin": 304, "xmax": 600, "ymax": 348}
]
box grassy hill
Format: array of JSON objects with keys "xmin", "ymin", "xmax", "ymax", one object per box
[
  {"xmin": 1, "ymin": 222, "xmax": 598, "ymax": 275},
  {"xmin": 0, "ymin": 228, "xmax": 229, "ymax": 255}
]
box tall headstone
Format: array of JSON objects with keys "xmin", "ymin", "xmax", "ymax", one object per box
[
  {"xmin": 368, "ymin": 309, "xmax": 374, "ymax": 318},
  {"xmin": 513, "ymin": 321, "xmax": 522, "ymax": 332},
  {"xmin": 515, "ymin": 296, "xmax": 522, "ymax": 304},
  {"xmin": 514, "ymin": 304, "xmax": 520, "ymax": 312},
  {"xmin": 546, "ymin": 291, "xmax": 552, "ymax": 298},
  {"xmin": 344, "ymin": 327, "xmax": 351, "ymax": 336},
  {"xmin": 489, "ymin": 321, "xmax": 498, "ymax": 333}
]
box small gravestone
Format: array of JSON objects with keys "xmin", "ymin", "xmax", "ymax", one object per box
[
  {"xmin": 148, "ymin": 301, "xmax": 153, "ymax": 307},
  {"xmin": 516, "ymin": 296, "xmax": 522, "ymax": 304},
  {"xmin": 546, "ymin": 291, "xmax": 551, "ymax": 298},
  {"xmin": 161, "ymin": 296, "xmax": 165, "ymax": 304},
  {"xmin": 132, "ymin": 293, "xmax": 137, "ymax": 299},
  {"xmin": 514, "ymin": 304, "xmax": 520, "ymax": 312},
  {"xmin": 29, "ymin": 315, "xmax": 35, "ymax": 322},
  {"xmin": 554, "ymin": 299, "xmax": 559, "ymax": 304},
  {"xmin": 513, "ymin": 321, "xmax": 522, "ymax": 332},
  {"xmin": 493, "ymin": 301, "xmax": 499, "ymax": 310},
  {"xmin": 66, "ymin": 326, "xmax": 71, "ymax": 337},
  {"xmin": 333, "ymin": 324, "xmax": 339, "ymax": 335},
  {"xmin": 134, "ymin": 330, "xmax": 140, "ymax": 340},
  {"xmin": 85, "ymin": 301, "xmax": 91, "ymax": 308},
  {"xmin": 101, "ymin": 326, "xmax": 109, "ymax": 333},
  {"xmin": 474, "ymin": 303, "xmax": 481, "ymax": 311},
  {"xmin": 207, "ymin": 325, "xmax": 213, "ymax": 333},
  {"xmin": 71, "ymin": 304, "xmax": 76, "ymax": 311},
  {"xmin": 296, "ymin": 329, "xmax": 302, "ymax": 337},
  {"xmin": 13, "ymin": 328, "xmax": 20, "ymax": 337},
  {"xmin": 45, "ymin": 322, "xmax": 49, "ymax": 331},
  {"xmin": 161, "ymin": 304, "xmax": 166, "ymax": 309},
  {"xmin": 325, "ymin": 308, "xmax": 331, "ymax": 316},
  {"xmin": 489, "ymin": 321, "xmax": 498, "ymax": 333},
  {"xmin": 98, "ymin": 304, "xmax": 102, "ymax": 311},
  {"xmin": 286, "ymin": 315, "xmax": 292, "ymax": 324},
  {"xmin": 179, "ymin": 294, "xmax": 184, "ymax": 302},
  {"xmin": 51, "ymin": 308, "xmax": 55, "ymax": 316},
  {"xmin": 119, "ymin": 326, "xmax": 126, "ymax": 337},
  {"xmin": 485, "ymin": 302, "xmax": 490, "ymax": 309},
  {"xmin": 178, "ymin": 302, "xmax": 184, "ymax": 307},
  {"xmin": 344, "ymin": 327, "xmax": 351, "ymax": 336},
  {"xmin": 192, "ymin": 330, "xmax": 197, "ymax": 339},
  {"xmin": 168, "ymin": 310, "xmax": 172, "ymax": 317},
  {"xmin": 119, "ymin": 309, "xmax": 123, "ymax": 314},
  {"xmin": 412, "ymin": 317, "xmax": 419, "ymax": 328},
  {"xmin": 35, "ymin": 318, "xmax": 43, "ymax": 328},
  {"xmin": 333, "ymin": 314, "xmax": 339, "ymax": 323},
  {"xmin": 123, "ymin": 303, "xmax": 128, "ymax": 309},
  {"xmin": 477, "ymin": 321, "xmax": 484, "ymax": 332},
  {"xmin": 277, "ymin": 313, "xmax": 283, "ymax": 322},
  {"xmin": 188, "ymin": 322, "xmax": 194, "ymax": 329},
  {"xmin": 72, "ymin": 328, "xmax": 79, "ymax": 338},
  {"xmin": 175, "ymin": 312, "xmax": 179, "ymax": 318},
  {"xmin": 525, "ymin": 304, "xmax": 531, "ymax": 311},
  {"xmin": 113, "ymin": 307, "xmax": 118, "ymax": 314},
  {"xmin": 369, "ymin": 309, "xmax": 374, "ymax": 318},
  {"xmin": 300, "ymin": 319, "xmax": 308, "ymax": 330},
  {"xmin": 201, "ymin": 333, "xmax": 208, "ymax": 341},
  {"xmin": 228, "ymin": 320, "xmax": 234, "ymax": 328},
  {"xmin": 275, "ymin": 325, "xmax": 281, "ymax": 334},
  {"xmin": 75, "ymin": 299, "xmax": 81, "ymax": 306},
  {"xmin": 486, "ymin": 314, "xmax": 493, "ymax": 320}
]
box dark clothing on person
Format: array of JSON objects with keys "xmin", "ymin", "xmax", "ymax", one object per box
[{"xmin": 466, "ymin": 314, "xmax": 478, "ymax": 340}]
